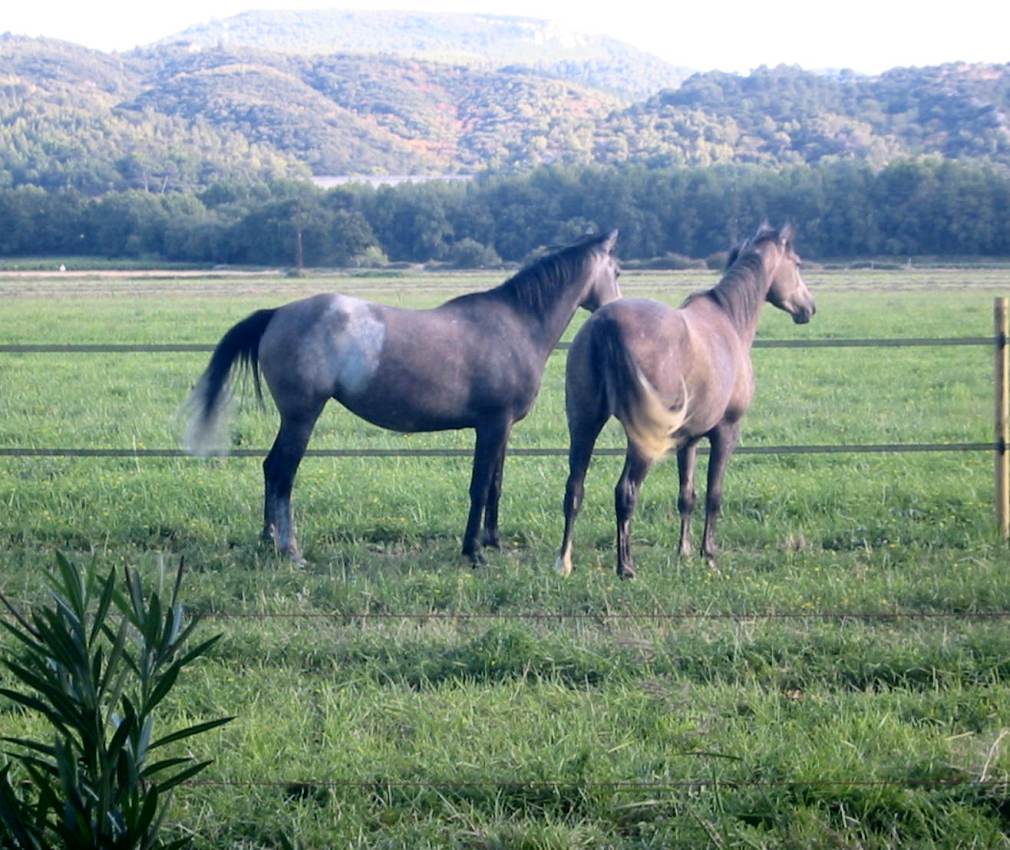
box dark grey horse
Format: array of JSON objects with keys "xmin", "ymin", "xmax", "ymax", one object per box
[
  {"xmin": 555, "ymin": 223, "xmax": 815, "ymax": 579},
  {"xmin": 185, "ymin": 230, "xmax": 621, "ymax": 564}
]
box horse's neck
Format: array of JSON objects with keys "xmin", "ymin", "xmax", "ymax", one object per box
[
  {"xmin": 710, "ymin": 260, "xmax": 770, "ymax": 348},
  {"xmin": 500, "ymin": 273, "xmax": 586, "ymax": 356}
]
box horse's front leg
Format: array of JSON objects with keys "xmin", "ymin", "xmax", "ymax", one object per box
[
  {"xmin": 481, "ymin": 442, "xmax": 509, "ymax": 549},
  {"xmin": 701, "ymin": 420, "xmax": 741, "ymax": 567},
  {"xmin": 463, "ymin": 420, "xmax": 511, "ymax": 566},
  {"xmin": 676, "ymin": 439, "xmax": 700, "ymax": 558}
]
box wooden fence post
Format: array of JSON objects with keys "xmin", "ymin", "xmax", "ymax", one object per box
[{"xmin": 997, "ymin": 297, "xmax": 1009, "ymax": 542}]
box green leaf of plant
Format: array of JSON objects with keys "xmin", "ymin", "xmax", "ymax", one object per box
[
  {"xmin": 0, "ymin": 685, "xmax": 80, "ymax": 740},
  {"xmin": 143, "ymin": 664, "xmax": 180, "ymax": 715},
  {"xmin": 106, "ymin": 708, "xmax": 136, "ymax": 769},
  {"xmin": 99, "ymin": 617, "xmax": 129, "ymax": 699},
  {"xmin": 150, "ymin": 716, "xmax": 233, "ymax": 750},
  {"xmin": 51, "ymin": 553, "xmax": 85, "ymax": 617},
  {"xmin": 1, "ymin": 736, "xmax": 57, "ymax": 758},
  {"xmin": 12, "ymin": 754, "xmax": 60, "ymax": 781},
  {"xmin": 89, "ymin": 569, "xmax": 118, "ymax": 648},
  {"xmin": 140, "ymin": 757, "xmax": 193, "ymax": 779},
  {"xmin": 0, "ymin": 764, "xmax": 50, "ymax": 850},
  {"xmin": 172, "ymin": 634, "xmax": 223, "ymax": 671},
  {"xmin": 134, "ymin": 786, "xmax": 160, "ymax": 841},
  {"xmin": 153, "ymin": 760, "xmax": 213, "ymax": 795},
  {"xmin": 125, "ymin": 568, "xmax": 145, "ymax": 628},
  {"xmin": 147, "ymin": 593, "xmax": 163, "ymax": 649}
]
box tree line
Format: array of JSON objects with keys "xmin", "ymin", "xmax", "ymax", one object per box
[{"xmin": 2, "ymin": 158, "xmax": 1009, "ymax": 266}]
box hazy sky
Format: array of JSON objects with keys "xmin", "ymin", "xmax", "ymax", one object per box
[{"xmin": 4, "ymin": 0, "xmax": 1008, "ymax": 74}]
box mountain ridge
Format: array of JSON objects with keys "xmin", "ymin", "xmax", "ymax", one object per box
[{"xmin": 156, "ymin": 9, "xmax": 693, "ymax": 99}]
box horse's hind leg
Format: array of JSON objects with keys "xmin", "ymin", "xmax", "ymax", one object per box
[
  {"xmin": 615, "ymin": 444, "xmax": 653, "ymax": 580},
  {"xmin": 555, "ymin": 411, "xmax": 607, "ymax": 577},
  {"xmin": 462, "ymin": 420, "xmax": 511, "ymax": 566},
  {"xmin": 676, "ymin": 440, "xmax": 701, "ymax": 558},
  {"xmin": 262, "ymin": 403, "xmax": 324, "ymax": 563}
]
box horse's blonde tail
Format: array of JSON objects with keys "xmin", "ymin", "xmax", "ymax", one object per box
[
  {"xmin": 619, "ymin": 370, "xmax": 689, "ymax": 463},
  {"xmin": 181, "ymin": 372, "xmax": 233, "ymax": 457},
  {"xmin": 596, "ymin": 329, "xmax": 688, "ymax": 464}
]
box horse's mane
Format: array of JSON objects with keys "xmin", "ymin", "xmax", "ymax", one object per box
[
  {"xmin": 493, "ymin": 233, "xmax": 607, "ymax": 314},
  {"xmin": 681, "ymin": 224, "xmax": 783, "ymax": 318}
]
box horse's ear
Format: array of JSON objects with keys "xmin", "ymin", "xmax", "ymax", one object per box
[
  {"xmin": 601, "ymin": 229, "xmax": 619, "ymax": 254},
  {"xmin": 725, "ymin": 245, "xmax": 741, "ymax": 269},
  {"xmin": 779, "ymin": 222, "xmax": 795, "ymax": 245}
]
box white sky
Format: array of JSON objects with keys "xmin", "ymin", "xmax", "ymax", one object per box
[{"xmin": 3, "ymin": 0, "xmax": 1008, "ymax": 74}]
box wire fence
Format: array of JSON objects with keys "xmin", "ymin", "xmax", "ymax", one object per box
[
  {"xmin": 7, "ymin": 607, "xmax": 1010, "ymax": 624},
  {"xmin": 0, "ymin": 333, "xmax": 1001, "ymax": 459},
  {"xmin": 186, "ymin": 776, "xmax": 1007, "ymax": 792},
  {"xmin": 0, "ymin": 335, "xmax": 996, "ymax": 353}
]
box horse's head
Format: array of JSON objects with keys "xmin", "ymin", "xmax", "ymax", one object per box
[
  {"xmin": 579, "ymin": 229, "xmax": 622, "ymax": 312},
  {"xmin": 758, "ymin": 223, "xmax": 816, "ymax": 324}
]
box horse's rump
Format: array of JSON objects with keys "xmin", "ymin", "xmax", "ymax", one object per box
[{"xmin": 590, "ymin": 315, "xmax": 688, "ymax": 462}]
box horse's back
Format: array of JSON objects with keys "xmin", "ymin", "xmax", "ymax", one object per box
[{"xmin": 258, "ymin": 290, "xmax": 543, "ymax": 431}]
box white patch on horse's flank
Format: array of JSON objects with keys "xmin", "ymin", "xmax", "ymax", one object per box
[{"xmin": 325, "ymin": 298, "xmax": 386, "ymax": 395}]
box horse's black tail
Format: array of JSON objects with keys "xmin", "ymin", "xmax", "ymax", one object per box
[
  {"xmin": 591, "ymin": 316, "xmax": 688, "ymax": 463},
  {"xmin": 183, "ymin": 308, "xmax": 277, "ymax": 456}
]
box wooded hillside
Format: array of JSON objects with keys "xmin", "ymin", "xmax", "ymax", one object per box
[{"xmin": 1, "ymin": 27, "xmax": 1009, "ymax": 193}]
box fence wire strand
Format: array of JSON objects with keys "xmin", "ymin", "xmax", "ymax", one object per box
[
  {"xmin": 5, "ymin": 607, "xmax": 1010, "ymax": 624},
  {"xmin": 0, "ymin": 442, "xmax": 998, "ymax": 458},
  {"xmin": 0, "ymin": 336, "xmax": 997, "ymax": 354},
  {"xmin": 185, "ymin": 776, "xmax": 1006, "ymax": 792}
]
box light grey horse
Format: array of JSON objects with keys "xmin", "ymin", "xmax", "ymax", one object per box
[
  {"xmin": 185, "ymin": 231, "xmax": 622, "ymax": 564},
  {"xmin": 555, "ymin": 223, "xmax": 815, "ymax": 578}
]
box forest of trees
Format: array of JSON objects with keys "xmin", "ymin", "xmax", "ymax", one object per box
[{"xmin": 2, "ymin": 158, "xmax": 1009, "ymax": 266}]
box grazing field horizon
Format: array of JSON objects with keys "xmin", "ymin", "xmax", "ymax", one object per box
[{"xmin": 2, "ymin": 267, "xmax": 1009, "ymax": 848}]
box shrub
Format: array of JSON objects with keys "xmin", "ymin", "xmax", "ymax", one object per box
[
  {"xmin": 0, "ymin": 554, "xmax": 230, "ymax": 849},
  {"xmin": 447, "ymin": 238, "xmax": 502, "ymax": 269},
  {"xmin": 705, "ymin": 250, "xmax": 731, "ymax": 270}
]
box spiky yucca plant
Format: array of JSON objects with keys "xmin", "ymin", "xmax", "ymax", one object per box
[{"xmin": 0, "ymin": 554, "xmax": 231, "ymax": 849}]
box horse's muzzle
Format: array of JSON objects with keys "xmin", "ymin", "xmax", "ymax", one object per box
[{"xmin": 792, "ymin": 303, "xmax": 816, "ymax": 324}]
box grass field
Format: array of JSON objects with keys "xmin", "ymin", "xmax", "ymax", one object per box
[{"xmin": 2, "ymin": 267, "xmax": 1010, "ymax": 848}]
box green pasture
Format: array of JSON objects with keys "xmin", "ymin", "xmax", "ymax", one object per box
[{"xmin": 1, "ymin": 268, "xmax": 1010, "ymax": 848}]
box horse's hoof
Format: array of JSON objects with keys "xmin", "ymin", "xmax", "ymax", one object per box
[
  {"xmin": 463, "ymin": 549, "xmax": 485, "ymax": 568},
  {"xmin": 481, "ymin": 533, "xmax": 502, "ymax": 550},
  {"xmin": 554, "ymin": 554, "xmax": 572, "ymax": 577},
  {"xmin": 618, "ymin": 565, "xmax": 636, "ymax": 580}
]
